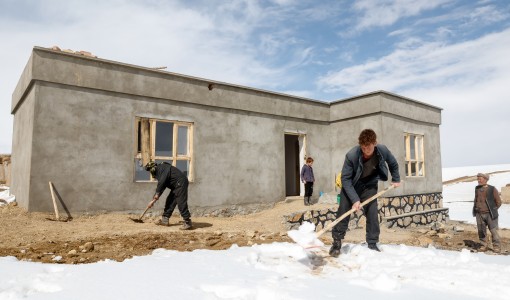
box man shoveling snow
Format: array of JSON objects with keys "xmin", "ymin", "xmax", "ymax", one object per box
[
  {"xmin": 289, "ymin": 129, "xmax": 401, "ymax": 257},
  {"xmin": 329, "ymin": 129, "xmax": 400, "ymax": 256}
]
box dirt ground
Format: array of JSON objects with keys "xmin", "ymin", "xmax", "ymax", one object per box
[{"xmin": 1, "ymin": 198, "xmax": 509, "ymax": 265}]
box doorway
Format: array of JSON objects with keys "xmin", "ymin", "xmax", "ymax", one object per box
[{"xmin": 284, "ymin": 133, "xmax": 306, "ymax": 196}]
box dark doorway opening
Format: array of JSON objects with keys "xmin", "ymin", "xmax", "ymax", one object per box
[{"xmin": 284, "ymin": 134, "xmax": 300, "ymax": 196}]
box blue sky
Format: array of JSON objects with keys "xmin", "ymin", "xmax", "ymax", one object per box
[{"xmin": 0, "ymin": 0, "xmax": 509, "ymax": 167}]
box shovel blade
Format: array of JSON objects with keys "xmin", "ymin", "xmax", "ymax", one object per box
[{"xmin": 129, "ymin": 217, "xmax": 144, "ymax": 223}]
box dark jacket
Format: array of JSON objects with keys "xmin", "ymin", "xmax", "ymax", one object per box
[
  {"xmin": 473, "ymin": 185, "xmax": 501, "ymax": 219},
  {"xmin": 341, "ymin": 144, "xmax": 400, "ymax": 203},
  {"xmin": 300, "ymin": 164, "xmax": 315, "ymax": 183},
  {"xmin": 154, "ymin": 163, "xmax": 188, "ymax": 196}
]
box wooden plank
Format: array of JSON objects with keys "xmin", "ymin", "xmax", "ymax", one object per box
[
  {"xmin": 172, "ymin": 123, "xmax": 178, "ymax": 166},
  {"xmin": 48, "ymin": 181, "xmax": 60, "ymax": 220},
  {"xmin": 189, "ymin": 124, "xmax": 194, "ymax": 181},
  {"xmin": 141, "ymin": 118, "xmax": 151, "ymax": 166}
]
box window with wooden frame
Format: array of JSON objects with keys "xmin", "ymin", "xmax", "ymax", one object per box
[
  {"xmin": 134, "ymin": 117, "xmax": 194, "ymax": 182},
  {"xmin": 404, "ymin": 133, "xmax": 425, "ymax": 177}
]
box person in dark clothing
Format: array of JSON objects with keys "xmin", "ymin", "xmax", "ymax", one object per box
[
  {"xmin": 300, "ymin": 157, "xmax": 315, "ymax": 206},
  {"xmin": 144, "ymin": 161, "xmax": 192, "ymax": 230},
  {"xmin": 329, "ymin": 129, "xmax": 400, "ymax": 257},
  {"xmin": 473, "ymin": 173, "xmax": 501, "ymax": 253}
]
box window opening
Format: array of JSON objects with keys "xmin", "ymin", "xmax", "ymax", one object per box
[
  {"xmin": 135, "ymin": 117, "xmax": 193, "ymax": 181},
  {"xmin": 404, "ymin": 133, "xmax": 425, "ymax": 177}
]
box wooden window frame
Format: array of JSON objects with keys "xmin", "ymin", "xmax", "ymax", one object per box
[
  {"xmin": 404, "ymin": 133, "xmax": 425, "ymax": 177},
  {"xmin": 135, "ymin": 117, "xmax": 194, "ymax": 182}
]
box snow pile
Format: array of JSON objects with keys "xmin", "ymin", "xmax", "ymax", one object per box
[
  {"xmin": 287, "ymin": 221, "xmax": 324, "ymax": 248},
  {"xmin": 2, "ymin": 164, "xmax": 510, "ymax": 299},
  {"xmin": 2, "ymin": 243, "xmax": 510, "ymax": 299},
  {"xmin": 0, "ymin": 187, "xmax": 15, "ymax": 205}
]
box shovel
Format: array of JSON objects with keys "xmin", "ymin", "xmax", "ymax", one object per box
[
  {"xmin": 315, "ymin": 184, "xmax": 397, "ymax": 239},
  {"xmin": 289, "ymin": 184, "xmax": 399, "ymax": 249},
  {"xmin": 129, "ymin": 199, "xmax": 157, "ymax": 223}
]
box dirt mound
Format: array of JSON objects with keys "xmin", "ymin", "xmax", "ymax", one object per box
[{"xmin": 1, "ymin": 200, "xmax": 509, "ymax": 264}]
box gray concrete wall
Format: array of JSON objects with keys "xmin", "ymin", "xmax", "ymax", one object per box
[
  {"xmin": 13, "ymin": 48, "xmax": 330, "ymax": 122},
  {"xmin": 381, "ymin": 114, "xmax": 442, "ymax": 195},
  {"xmin": 11, "ymin": 47, "xmax": 443, "ymax": 214},
  {"xmin": 11, "ymin": 85, "xmax": 36, "ymax": 208},
  {"xmin": 329, "ymin": 94, "xmax": 442, "ymax": 198},
  {"xmin": 20, "ymin": 81, "xmax": 332, "ymax": 213},
  {"xmin": 12, "ymin": 53, "xmax": 33, "ymax": 113},
  {"xmin": 330, "ymin": 92, "xmax": 441, "ymax": 124}
]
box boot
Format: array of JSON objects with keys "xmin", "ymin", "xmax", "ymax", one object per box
[
  {"xmin": 493, "ymin": 244, "xmax": 501, "ymax": 253},
  {"xmin": 368, "ymin": 243, "xmax": 381, "ymax": 252},
  {"xmin": 304, "ymin": 197, "xmax": 309, "ymax": 206},
  {"xmin": 479, "ymin": 241, "xmax": 487, "ymax": 252},
  {"xmin": 329, "ymin": 240, "xmax": 342, "ymax": 257},
  {"xmin": 155, "ymin": 216, "xmax": 170, "ymax": 226},
  {"xmin": 180, "ymin": 219, "xmax": 192, "ymax": 230}
]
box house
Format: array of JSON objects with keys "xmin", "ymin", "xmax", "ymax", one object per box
[{"xmin": 11, "ymin": 47, "xmax": 444, "ymax": 224}]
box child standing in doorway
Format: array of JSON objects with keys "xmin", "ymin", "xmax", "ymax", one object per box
[{"xmin": 300, "ymin": 157, "xmax": 315, "ymax": 206}]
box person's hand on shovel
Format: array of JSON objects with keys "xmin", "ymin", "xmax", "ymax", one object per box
[
  {"xmin": 352, "ymin": 201, "xmax": 362, "ymax": 211},
  {"xmin": 148, "ymin": 194, "xmax": 159, "ymax": 208}
]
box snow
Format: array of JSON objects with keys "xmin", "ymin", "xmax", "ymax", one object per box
[
  {"xmin": 1, "ymin": 164, "xmax": 510, "ymax": 299},
  {"xmin": 0, "ymin": 187, "xmax": 15, "ymax": 205},
  {"xmin": 287, "ymin": 221, "xmax": 324, "ymax": 248},
  {"xmin": 442, "ymin": 164, "xmax": 510, "ymax": 181}
]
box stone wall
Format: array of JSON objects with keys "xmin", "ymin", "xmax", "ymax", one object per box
[
  {"xmin": 284, "ymin": 192, "xmax": 447, "ymax": 231},
  {"xmin": 383, "ymin": 208, "xmax": 449, "ymax": 228},
  {"xmin": 379, "ymin": 193, "xmax": 442, "ymax": 217}
]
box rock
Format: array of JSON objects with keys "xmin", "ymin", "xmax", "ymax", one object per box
[
  {"xmin": 453, "ymin": 226, "xmax": 464, "ymax": 232},
  {"xmin": 426, "ymin": 230, "xmax": 437, "ymax": 236},
  {"xmin": 437, "ymin": 233, "xmax": 451, "ymax": 239},
  {"xmin": 83, "ymin": 242, "xmax": 94, "ymax": 252},
  {"xmin": 431, "ymin": 222, "xmax": 445, "ymax": 233},
  {"xmin": 79, "ymin": 241, "xmax": 93, "ymax": 253},
  {"xmin": 417, "ymin": 236, "xmax": 433, "ymax": 247},
  {"xmin": 68, "ymin": 249, "xmax": 78, "ymax": 257}
]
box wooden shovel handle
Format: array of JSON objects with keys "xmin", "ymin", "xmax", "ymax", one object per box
[
  {"xmin": 315, "ymin": 184, "xmax": 398, "ymax": 238},
  {"xmin": 49, "ymin": 181, "xmax": 60, "ymax": 220}
]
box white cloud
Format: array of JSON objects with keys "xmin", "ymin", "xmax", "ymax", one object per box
[
  {"xmin": 318, "ymin": 28, "xmax": 510, "ymax": 166},
  {"xmin": 352, "ymin": 0, "xmax": 453, "ymax": 31},
  {"xmin": 0, "ymin": 0, "xmax": 299, "ymax": 153},
  {"xmin": 317, "ymin": 28, "xmax": 510, "ymax": 100}
]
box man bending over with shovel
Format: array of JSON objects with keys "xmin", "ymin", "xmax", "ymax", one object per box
[
  {"xmin": 329, "ymin": 129, "xmax": 400, "ymax": 257},
  {"xmin": 145, "ymin": 161, "xmax": 193, "ymax": 230}
]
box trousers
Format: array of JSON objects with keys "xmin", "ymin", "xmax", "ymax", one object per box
[
  {"xmin": 163, "ymin": 178, "xmax": 191, "ymax": 220},
  {"xmin": 332, "ymin": 185, "xmax": 379, "ymax": 244}
]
